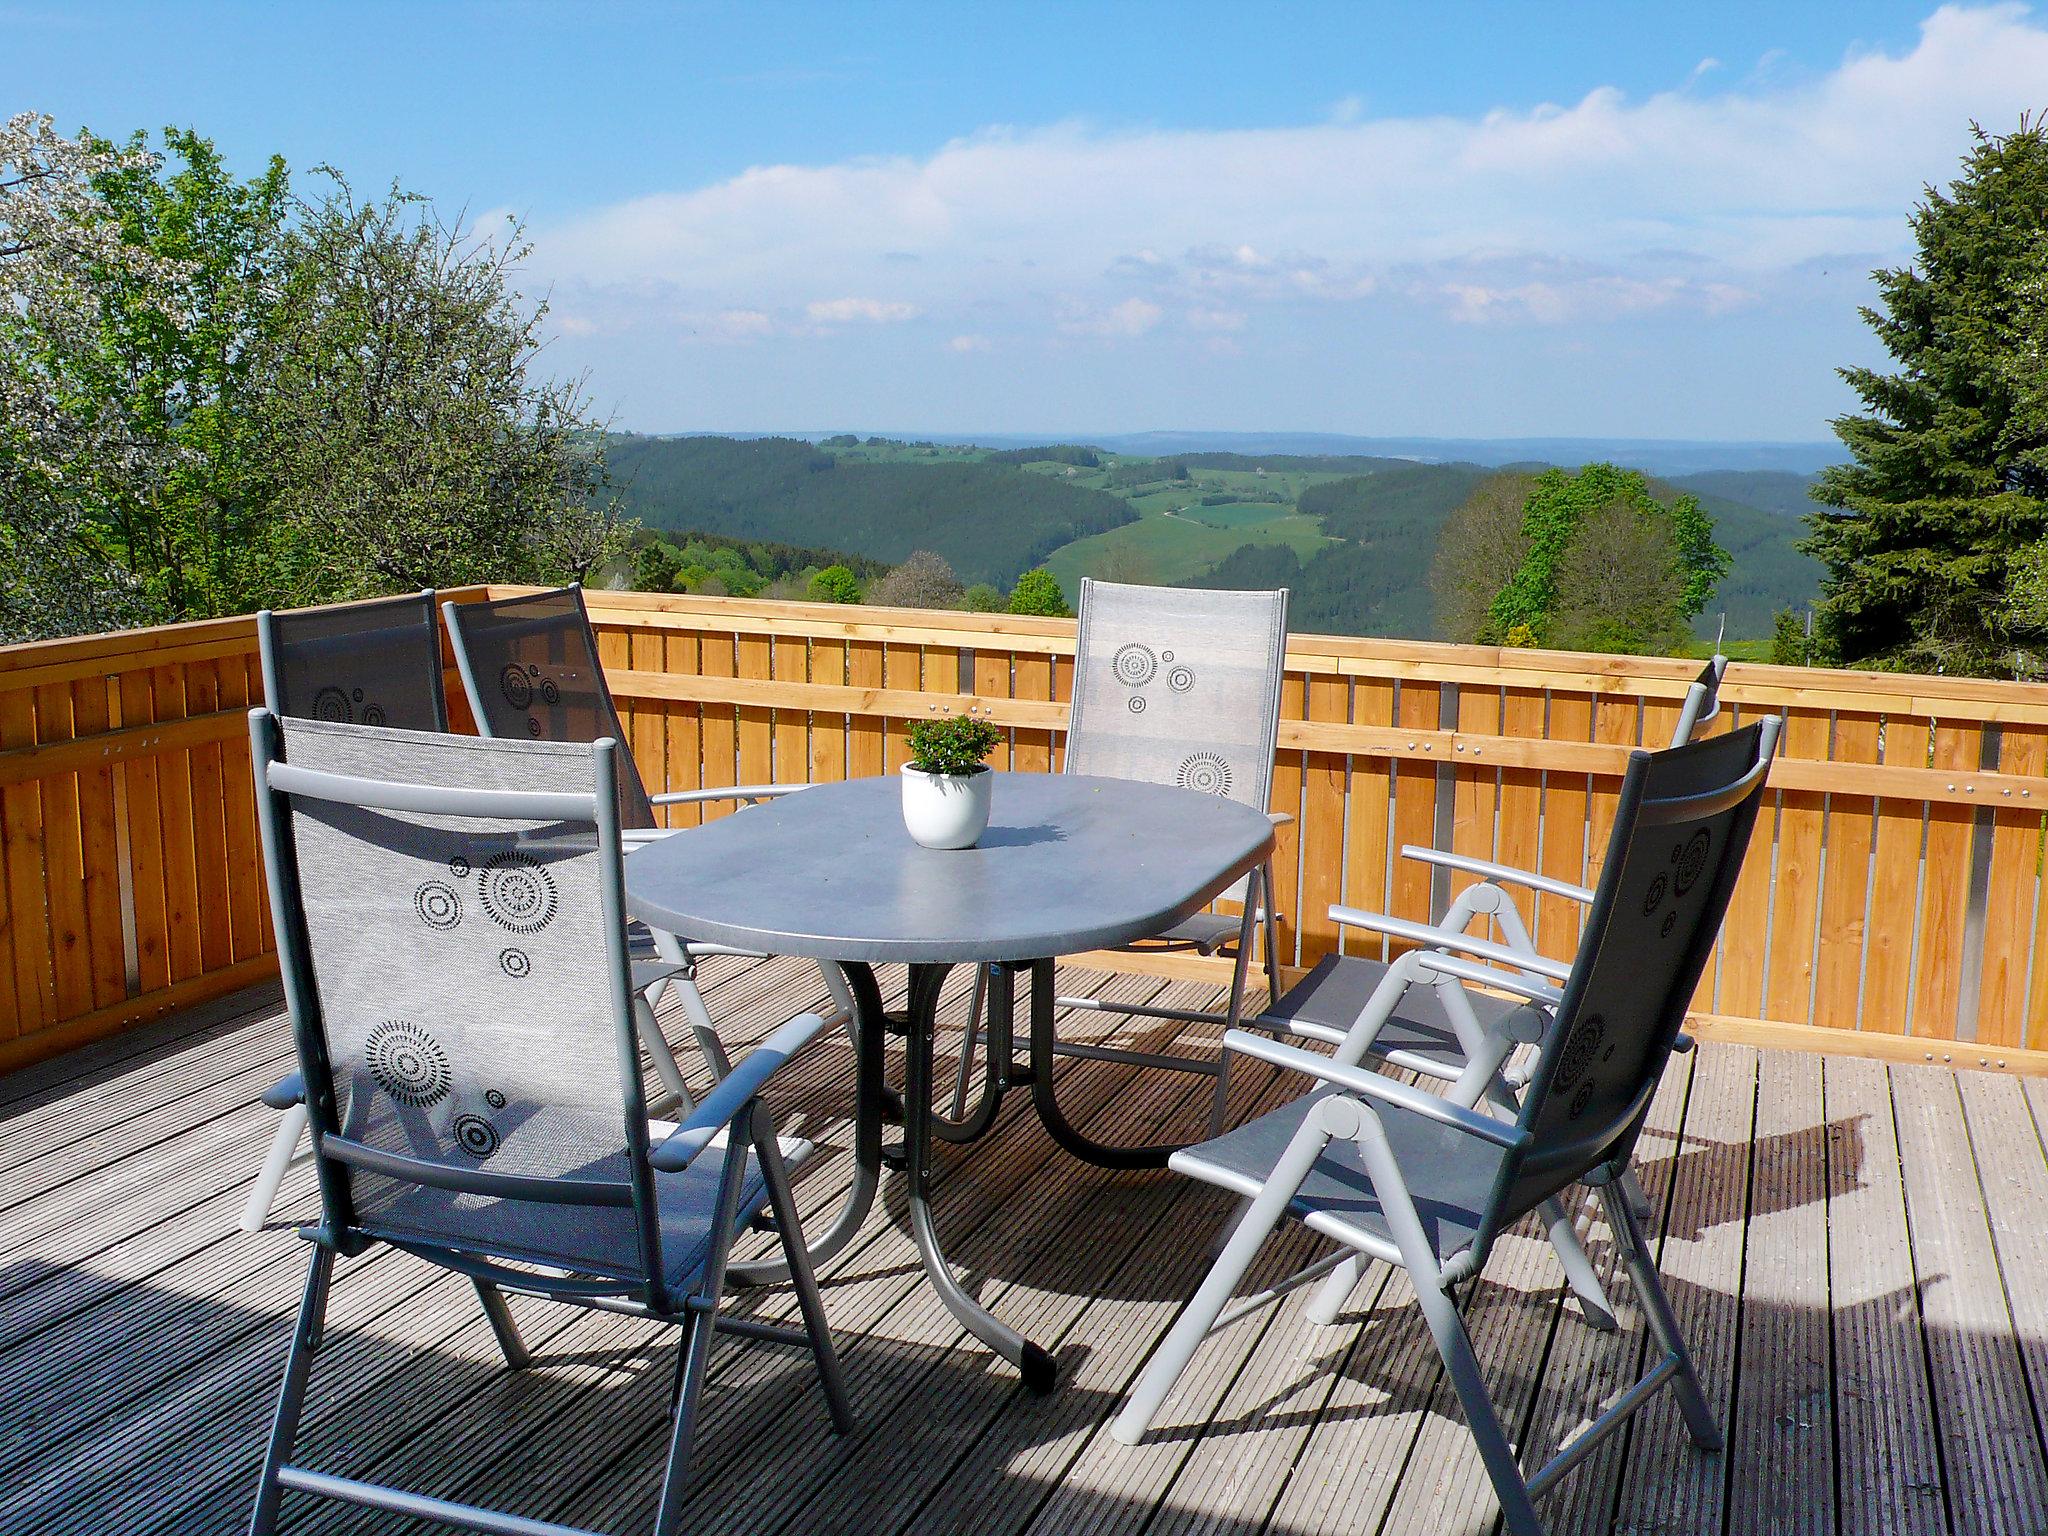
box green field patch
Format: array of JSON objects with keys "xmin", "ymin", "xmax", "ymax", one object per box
[
  {"xmin": 1043, "ymin": 511, "xmax": 1333, "ymax": 593},
  {"xmin": 1174, "ymin": 500, "xmax": 1295, "ymax": 529}
]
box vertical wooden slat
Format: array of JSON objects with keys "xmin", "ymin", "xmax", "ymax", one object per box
[
  {"xmin": 1494, "ymin": 686, "xmax": 1545, "ymax": 952},
  {"xmin": 1267, "ymin": 673, "xmax": 1306, "ymax": 968},
  {"xmin": 808, "ymin": 638, "xmax": 848, "ymax": 785},
  {"xmin": 624, "ymin": 626, "xmax": 667, "ymax": 812},
  {"xmin": 1583, "ymin": 692, "xmax": 1639, "ymax": 891},
  {"xmin": 881, "ymin": 644, "xmax": 920, "ymax": 775},
  {"xmin": 1863, "ymin": 718, "xmax": 1931, "ymax": 1037},
  {"xmin": 1296, "ymin": 673, "xmax": 1347, "ymax": 967},
  {"xmin": 184, "ymin": 662, "xmax": 232, "ymax": 976},
  {"xmin": 697, "ymin": 630, "xmax": 738, "ymax": 818},
  {"xmin": 662, "ymin": 630, "xmax": 704, "ymax": 825},
  {"xmin": 771, "ymin": 633, "xmax": 809, "ymax": 787},
  {"xmin": 214, "ymin": 659, "xmax": 264, "ymax": 963},
  {"xmin": 1764, "ymin": 709, "xmax": 1830, "ymax": 1026},
  {"xmin": 118, "ymin": 671, "xmax": 170, "ymax": 997},
  {"xmin": 1388, "ymin": 681, "xmax": 1439, "ymax": 927},
  {"xmin": 1446, "ymin": 685, "xmax": 1501, "ymax": 912},
  {"xmin": 974, "ymin": 650, "xmax": 1013, "ymax": 772},
  {"xmin": 1978, "ymin": 725, "xmax": 2046, "ymax": 1049},
  {"xmin": 736, "ymin": 633, "xmax": 773, "ymax": 791},
  {"xmin": 1342, "ymin": 676, "xmax": 1396, "ymax": 957},
  {"xmin": 1813, "ymin": 713, "xmax": 1880, "ymax": 1034},
  {"xmin": 1910, "ymin": 722, "xmax": 1981, "ymax": 1038},
  {"xmin": 71, "ymin": 679, "xmax": 126, "ymax": 1011},
  {"xmin": 1536, "ymin": 692, "xmax": 1593, "ymax": 949},
  {"xmin": 1013, "ymin": 653, "xmax": 1054, "ymax": 774},
  {"xmin": 33, "ymin": 682, "xmax": 94, "ymax": 1022},
  {"xmin": 1050, "ymin": 652, "xmax": 1073, "ymax": 773},
  {"xmin": 0, "ymin": 685, "xmax": 53, "ymax": 1032},
  {"xmin": 848, "ymin": 640, "xmax": 884, "ymax": 780}
]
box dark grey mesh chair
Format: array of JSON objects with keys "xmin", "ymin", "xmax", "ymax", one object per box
[
  {"xmin": 442, "ymin": 586, "xmax": 857, "ymax": 1113},
  {"xmin": 244, "ymin": 711, "xmax": 848, "ymax": 1536},
  {"xmin": 241, "ymin": 592, "xmax": 449, "ymax": 1232},
  {"xmin": 1255, "ymin": 657, "xmax": 1733, "ymax": 1322},
  {"xmin": 1113, "ymin": 719, "xmax": 1779, "ymax": 1536},
  {"xmin": 949, "ymin": 579, "xmax": 1288, "ymax": 1140}
]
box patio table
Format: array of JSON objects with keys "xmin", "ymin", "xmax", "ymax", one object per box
[{"xmin": 625, "ymin": 769, "xmax": 1275, "ymax": 1390}]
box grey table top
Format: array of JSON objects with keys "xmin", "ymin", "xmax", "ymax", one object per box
[{"xmin": 624, "ymin": 771, "xmax": 1276, "ymax": 964}]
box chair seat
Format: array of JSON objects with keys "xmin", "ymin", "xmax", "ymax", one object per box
[
  {"xmin": 1170, "ymin": 1088, "xmax": 1508, "ymax": 1266},
  {"xmin": 1125, "ymin": 910, "xmax": 1245, "ymax": 954},
  {"xmin": 1259, "ymin": 954, "xmax": 1546, "ymax": 1079},
  {"xmin": 653, "ymin": 1134, "xmax": 810, "ymax": 1291}
]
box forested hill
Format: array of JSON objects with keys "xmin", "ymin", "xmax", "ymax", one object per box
[{"xmin": 603, "ymin": 435, "xmax": 1134, "ymax": 587}]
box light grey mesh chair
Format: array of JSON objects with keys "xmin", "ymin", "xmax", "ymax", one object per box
[
  {"xmin": 946, "ymin": 579, "xmax": 1288, "ymax": 1147},
  {"xmin": 442, "ymin": 586, "xmax": 857, "ymax": 1107},
  {"xmin": 1254, "ymin": 658, "xmax": 1731, "ymax": 1322},
  {"xmin": 1114, "ymin": 719, "xmax": 1779, "ymax": 1536},
  {"xmin": 244, "ymin": 711, "xmax": 849, "ymax": 1536},
  {"xmin": 241, "ymin": 592, "xmax": 450, "ymax": 1232}
]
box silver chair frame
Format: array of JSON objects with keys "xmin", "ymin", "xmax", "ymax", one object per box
[{"xmin": 244, "ymin": 711, "xmax": 850, "ymax": 1536}]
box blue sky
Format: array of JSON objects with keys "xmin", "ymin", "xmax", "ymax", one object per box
[{"xmin": 9, "ymin": 2, "xmax": 2044, "ymax": 440}]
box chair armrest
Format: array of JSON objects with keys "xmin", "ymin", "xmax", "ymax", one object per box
[
  {"xmin": 1409, "ymin": 951, "xmax": 1563, "ymax": 1016},
  {"xmin": 1268, "ymin": 812, "xmax": 1294, "ymax": 828},
  {"xmin": 651, "ymin": 783, "xmax": 808, "ymax": 807},
  {"xmin": 1398, "ymin": 845, "xmax": 1594, "ymax": 906},
  {"xmin": 1221, "ymin": 1030, "xmax": 1529, "ymax": 1151},
  {"xmin": 1327, "ymin": 904, "xmax": 1573, "ymax": 982},
  {"xmin": 649, "ymin": 1012, "xmax": 827, "ymax": 1172},
  {"xmin": 261, "ymin": 1072, "xmax": 304, "ymax": 1111}
]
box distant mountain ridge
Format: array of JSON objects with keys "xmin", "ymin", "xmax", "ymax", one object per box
[{"xmin": 678, "ymin": 429, "xmax": 1844, "ymax": 478}]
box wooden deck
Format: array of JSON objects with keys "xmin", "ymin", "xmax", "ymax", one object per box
[{"xmin": 4, "ymin": 957, "xmax": 2047, "ymax": 1536}]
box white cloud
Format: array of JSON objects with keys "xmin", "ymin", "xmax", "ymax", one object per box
[
  {"xmin": 947, "ymin": 333, "xmax": 992, "ymax": 352},
  {"xmin": 534, "ymin": 4, "xmax": 2048, "ymax": 354},
  {"xmin": 805, "ymin": 296, "xmax": 920, "ymax": 323}
]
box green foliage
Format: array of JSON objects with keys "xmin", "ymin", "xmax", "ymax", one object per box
[
  {"xmin": 1006, "ymin": 567, "xmax": 1070, "ymax": 617},
  {"xmin": 808, "ymin": 563, "xmax": 861, "ymax": 603},
  {"xmin": 983, "ymin": 444, "xmax": 1101, "ymax": 467},
  {"xmin": 961, "ymin": 582, "xmax": 1006, "ymax": 612},
  {"xmin": 904, "ymin": 714, "xmax": 1003, "ymax": 777},
  {"xmin": 603, "ymin": 435, "xmax": 1133, "ymax": 586},
  {"xmin": 1807, "ymin": 118, "xmax": 2048, "ymax": 675},
  {"xmin": 0, "ymin": 119, "xmax": 628, "ymax": 637},
  {"xmin": 868, "ymin": 549, "xmax": 964, "ymax": 609},
  {"xmin": 1770, "ymin": 609, "xmax": 1817, "ymax": 666},
  {"xmin": 1483, "ymin": 463, "xmax": 1727, "ymax": 650}
]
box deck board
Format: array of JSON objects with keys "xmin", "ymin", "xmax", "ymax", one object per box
[{"xmin": 2, "ymin": 972, "xmax": 2043, "ymax": 1535}]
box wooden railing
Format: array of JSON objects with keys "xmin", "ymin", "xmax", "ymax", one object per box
[{"xmin": 6, "ymin": 584, "xmax": 2048, "ymax": 1076}]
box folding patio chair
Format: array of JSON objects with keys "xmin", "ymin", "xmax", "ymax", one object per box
[
  {"xmin": 442, "ymin": 586, "xmax": 857, "ymax": 1095},
  {"xmin": 241, "ymin": 592, "xmax": 450, "ymax": 1231},
  {"xmin": 1253, "ymin": 657, "xmax": 1730, "ymax": 1320},
  {"xmin": 244, "ymin": 710, "xmax": 849, "ymax": 1536},
  {"xmin": 946, "ymin": 579, "xmax": 1289, "ymax": 1142},
  {"xmin": 1113, "ymin": 718, "xmax": 1778, "ymax": 1536}
]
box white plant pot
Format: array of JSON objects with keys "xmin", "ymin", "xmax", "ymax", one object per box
[{"xmin": 900, "ymin": 764, "xmax": 993, "ymax": 850}]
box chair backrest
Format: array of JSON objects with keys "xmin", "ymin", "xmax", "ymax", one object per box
[
  {"xmin": 250, "ymin": 710, "xmax": 662, "ymax": 1294},
  {"xmin": 442, "ymin": 585, "xmax": 657, "ymax": 831},
  {"xmin": 1064, "ymin": 578, "xmax": 1288, "ymax": 814},
  {"xmin": 1487, "ymin": 716, "xmax": 1778, "ymax": 1238},
  {"xmin": 1668, "ymin": 653, "xmax": 1728, "ymax": 746},
  {"xmin": 257, "ymin": 591, "xmax": 447, "ymax": 733}
]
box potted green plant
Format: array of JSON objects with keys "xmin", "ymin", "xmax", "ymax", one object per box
[{"xmin": 901, "ymin": 714, "xmax": 1003, "ymax": 849}]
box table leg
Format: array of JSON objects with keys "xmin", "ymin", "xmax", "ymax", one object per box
[
  {"xmin": 1026, "ymin": 957, "xmax": 1182, "ymax": 1171},
  {"xmin": 901, "ymin": 961, "xmax": 1059, "ymax": 1393},
  {"xmin": 728, "ymin": 960, "xmax": 888, "ymax": 1285}
]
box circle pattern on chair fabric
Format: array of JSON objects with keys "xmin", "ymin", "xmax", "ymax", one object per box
[
  {"xmin": 540, "ymin": 678, "xmax": 561, "ymax": 706},
  {"xmin": 1167, "ymin": 664, "xmax": 1196, "ymax": 694},
  {"xmin": 1554, "ymin": 1014, "xmax": 1605, "ymax": 1090},
  {"xmin": 485, "ymin": 1088, "xmax": 507, "ymax": 1109},
  {"xmin": 362, "ymin": 704, "xmax": 387, "ymax": 727},
  {"xmin": 1175, "ymin": 751, "xmax": 1232, "ymax": 796},
  {"xmin": 313, "ymin": 687, "xmax": 352, "ymax": 723},
  {"xmin": 499, "ymin": 947, "xmax": 531, "ymax": 979},
  {"xmin": 526, "ymin": 716, "xmax": 543, "ymax": 738},
  {"xmin": 448, "ymin": 855, "xmax": 472, "ymax": 879},
  {"xmin": 500, "ymin": 666, "xmax": 534, "ymax": 710},
  {"xmin": 1128, "ymin": 695, "xmax": 1147, "ymax": 714},
  {"xmin": 1112, "ymin": 644, "xmax": 1157, "ymax": 686},
  {"xmin": 480, "ymin": 852, "xmax": 559, "ymax": 934},
  {"xmin": 1641, "ymin": 874, "xmax": 1668, "ymax": 916},
  {"xmin": 366, "ymin": 1019, "xmax": 451, "ymax": 1106},
  {"xmin": 1672, "ymin": 830, "xmax": 1712, "ymax": 895},
  {"xmin": 453, "ymin": 1113, "xmax": 500, "ymax": 1158},
  {"xmin": 413, "ymin": 881, "xmax": 462, "ymax": 931}
]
